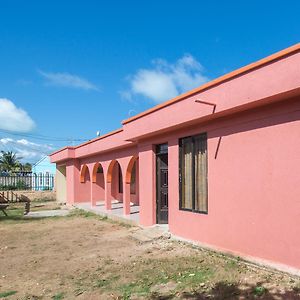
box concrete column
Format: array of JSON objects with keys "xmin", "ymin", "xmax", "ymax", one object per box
[
  {"xmin": 56, "ymin": 165, "xmax": 67, "ymax": 204},
  {"xmin": 105, "ymin": 181, "xmax": 112, "ymax": 210},
  {"xmin": 167, "ymin": 138, "xmax": 179, "ymax": 232},
  {"xmin": 138, "ymin": 143, "xmax": 156, "ymax": 226},
  {"xmin": 66, "ymin": 159, "xmax": 80, "ymax": 205},
  {"xmin": 123, "ymin": 180, "xmax": 131, "ymax": 215},
  {"xmin": 91, "ymin": 182, "xmax": 96, "ymax": 207}
]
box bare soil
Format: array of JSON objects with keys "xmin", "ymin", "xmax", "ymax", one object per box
[{"xmin": 0, "ymin": 206, "xmax": 300, "ymax": 299}]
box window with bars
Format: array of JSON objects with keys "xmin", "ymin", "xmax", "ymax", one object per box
[{"xmin": 179, "ymin": 133, "xmax": 208, "ymax": 214}]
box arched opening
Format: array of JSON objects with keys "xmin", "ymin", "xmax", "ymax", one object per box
[
  {"xmin": 126, "ymin": 156, "xmax": 139, "ymax": 205},
  {"xmin": 80, "ymin": 164, "xmax": 89, "ymax": 183},
  {"xmin": 107, "ymin": 160, "xmax": 123, "ymax": 202},
  {"xmin": 79, "ymin": 164, "xmax": 91, "ymax": 202},
  {"xmin": 92, "ymin": 162, "xmax": 105, "ymax": 204}
]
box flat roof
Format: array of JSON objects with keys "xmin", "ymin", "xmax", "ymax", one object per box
[
  {"xmin": 50, "ymin": 42, "xmax": 300, "ymax": 157},
  {"xmin": 122, "ymin": 43, "xmax": 300, "ymax": 125}
]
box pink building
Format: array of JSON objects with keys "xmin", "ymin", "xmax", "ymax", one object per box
[{"xmin": 50, "ymin": 44, "xmax": 300, "ymax": 274}]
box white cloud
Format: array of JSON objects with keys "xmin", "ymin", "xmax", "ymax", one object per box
[
  {"xmin": 0, "ymin": 99, "xmax": 35, "ymax": 132},
  {"xmin": 124, "ymin": 54, "xmax": 209, "ymax": 103},
  {"xmin": 38, "ymin": 70, "xmax": 99, "ymax": 91},
  {"xmin": 0, "ymin": 138, "xmax": 54, "ymax": 163}
]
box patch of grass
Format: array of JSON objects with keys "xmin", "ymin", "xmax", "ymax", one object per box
[
  {"xmin": 51, "ymin": 292, "xmax": 64, "ymax": 300},
  {"xmin": 120, "ymin": 281, "xmax": 151, "ymax": 299},
  {"xmin": 68, "ymin": 209, "xmax": 133, "ymax": 228},
  {"xmin": 119, "ymin": 258, "xmax": 213, "ymax": 299},
  {"xmin": 0, "ymin": 204, "xmax": 65, "ymax": 224},
  {"xmin": 0, "ymin": 205, "xmax": 24, "ymax": 223},
  {"xmin": 225, "ymin": 259, "xmax": 238, "ymax": 270},
  {"xmin": 68, "ymin": 209, "xmax": 104, "ymax": 219},
  {"xmin": 33, "ymin": 197, "xmax": 55, "ymax": 203},
  {"xmin": 0, "ymin": 291, "xmax": 17, "ymax": 298},
  {"xmin": 253, "ymin": 285, "xmax": 267, "ymax": 296},
  {"xmin": 93, "ymin": 275, "xmax": 120, "ymax": 289}
]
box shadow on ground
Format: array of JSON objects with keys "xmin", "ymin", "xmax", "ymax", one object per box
[{"xmin": 150, "ymin": 281, "xmax": 300, "ymax": 300}]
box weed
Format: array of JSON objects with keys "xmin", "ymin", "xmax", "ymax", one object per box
[
  {"xmin": 225, "ymin": 259, "xmax": 238, "ymax": 270},
  {"xmin": 0, "ymin": 291, "xmax": 17, "ymax": 298},
  {"xmin": 253, "ymin": 285, "xmax": 267, "ymax": 296},
  {"xmin": 93, "ymin": 275, "xmax": 120, "ymax": 289},
  {"xmin": 51, "ymin": 292, "xmax": 64, "ymax": 300}
]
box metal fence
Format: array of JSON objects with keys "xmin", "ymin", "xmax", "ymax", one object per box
[{"xmin": 0, "ymin": 174, "xmax": 55, "ymax": 191}]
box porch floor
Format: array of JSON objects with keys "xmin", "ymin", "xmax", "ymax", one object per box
[{"xmin": 75, "ymin": 200, "xmax": 140, "ymax": 225}]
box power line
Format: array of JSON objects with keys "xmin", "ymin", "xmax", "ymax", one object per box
[
  {"xmin": 1, "ymin": 140, "xmax": 50, "ymax": 156},
  {"xmin": 0, "ymin": 128, "xmax": 89, "ymax": 142}
]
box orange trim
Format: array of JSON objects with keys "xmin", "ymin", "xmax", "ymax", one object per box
[
  {"xmin": 125, "ymin": 156, "xmax": 138, "ymax": 184},
  {"xmin": 106, "ymin": 160, "xmax": 118, "ymax": 183},
  {"xmin": 80, "ymin": 164, "xmax": 89, "ymax": 183},
  {"xmin": 92, "ymin": 162, "xmax": 103, "ymax": 183},
  {"xmin": 122, "ymin": 43, "xmax": 300, "ymax": 125}
]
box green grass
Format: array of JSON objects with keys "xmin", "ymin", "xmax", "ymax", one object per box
[
  {"xmin": 118, "ymin": 259, "xmax": 213, "ymax": 299},
  {"xmin": 68, "ymin": 208, "xmax": 132, "ymax": 228},
  {"xmin": 119, "ymin": 268, "xmax": 212, "ymax": 299},
  {"xmin": 225, "ymin": 259, "xmax": 239, "ymax": 271},
  {"xmin": 93, "ymin": 275, "xmax": 121, "ymax": 288},
  {"xmin": 0, "ymin": 291, "xmax": 17, "ymax": 298},
  {"xmin": 51, "ymin": 292, "xmax": 64, "ymax": 300},
  {"xmin": 32, "ymin": 197, "xmax": 56, "ymax": 203},
  {"xmin": 0, "ymin": 206, "xmax": 25, "ymax": 222},
  {"xmin": 253, "ymin": 285, "xmax": 267, "ymax": 296}
]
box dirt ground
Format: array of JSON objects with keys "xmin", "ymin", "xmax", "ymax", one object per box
[{"xmin": 0, "ymin": 205, "xmax": 300, "ymax": 300}]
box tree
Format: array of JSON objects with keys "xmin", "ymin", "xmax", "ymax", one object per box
[
  {"xmin": 0, "ymin": 151, "xmax": 22, "ymax": 173},
  {"xmin": 22, "ymin": 163, "xmax": 32, "ymax": 172}
]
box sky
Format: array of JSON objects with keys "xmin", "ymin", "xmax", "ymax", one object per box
[{"xmin": 0, "ymin": 0, "xmax": 299, "ymax": 163}]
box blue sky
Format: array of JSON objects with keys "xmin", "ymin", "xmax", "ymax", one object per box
[{"xmin": 0, "ymin": 0, "xmax": 299, "ymax": 163}]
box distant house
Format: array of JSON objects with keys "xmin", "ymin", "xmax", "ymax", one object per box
[{"xmin": 32, "ymin": 156, "xmax": 55, "ymax": 190}]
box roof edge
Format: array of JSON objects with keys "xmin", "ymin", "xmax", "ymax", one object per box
[
  {"xmin": 75, "ymin": 128, "xmax": 123, "ymax": 149},
  {"xmin": 122, "ymin": 43, "xmax": 300, "ymax": 125},
  {"xmin": 49, "ymin": 146, "xmax": 75, "ymax": 156}
]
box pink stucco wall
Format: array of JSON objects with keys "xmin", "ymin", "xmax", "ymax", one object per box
[
  {"xmin": 168, "ymin": 97, "xmax": 300, "ymax": 270},
  {"xmin": 50, "ymin": 45, "xmax": 300, "ymax": 273}
]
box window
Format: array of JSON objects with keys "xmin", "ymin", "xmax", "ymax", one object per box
[{"xmin": 179, "ymin": 133, "xmax": 208, "ymax": 213}]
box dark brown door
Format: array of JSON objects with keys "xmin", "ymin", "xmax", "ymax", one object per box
[{"xmin": 156, "ymin": 144, "xmax": 168, "ymax": 224}]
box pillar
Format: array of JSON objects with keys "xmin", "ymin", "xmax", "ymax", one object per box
[
  {"xmin": 66, "ymin": 159, "xmax": 80, "ymax": 205},
  {"xmin": 105, "ymin": 181, "xmax": 112, "ymax": 210},
  {"xmin": 123, "ymin": 180, "xmax": 131, "ymax": 215},
  {"xmin": 138, "ymin": 144, "xmax": 156, "ymax": 226}
]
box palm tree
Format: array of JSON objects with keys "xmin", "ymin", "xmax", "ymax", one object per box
[{"xmin": 0, "ymin": 151, "xmax": 22, "ymax": 173}]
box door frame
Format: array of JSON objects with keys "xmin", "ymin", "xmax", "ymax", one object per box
[{"xmin": 155, "ymin": 143, "xmax": 169, "ymax": 224}]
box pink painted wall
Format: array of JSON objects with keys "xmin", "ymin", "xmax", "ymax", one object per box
[
  {"xmin": 166, "ymin": 97, "xmax": 300, "ymax": 270},
  {"xmin": 78, "ymin": 167, "xmax": 91, "ymax": 202},
  {"xmin": 93, "ymin": 172, "xmax": 105, "ymax": 201}
]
